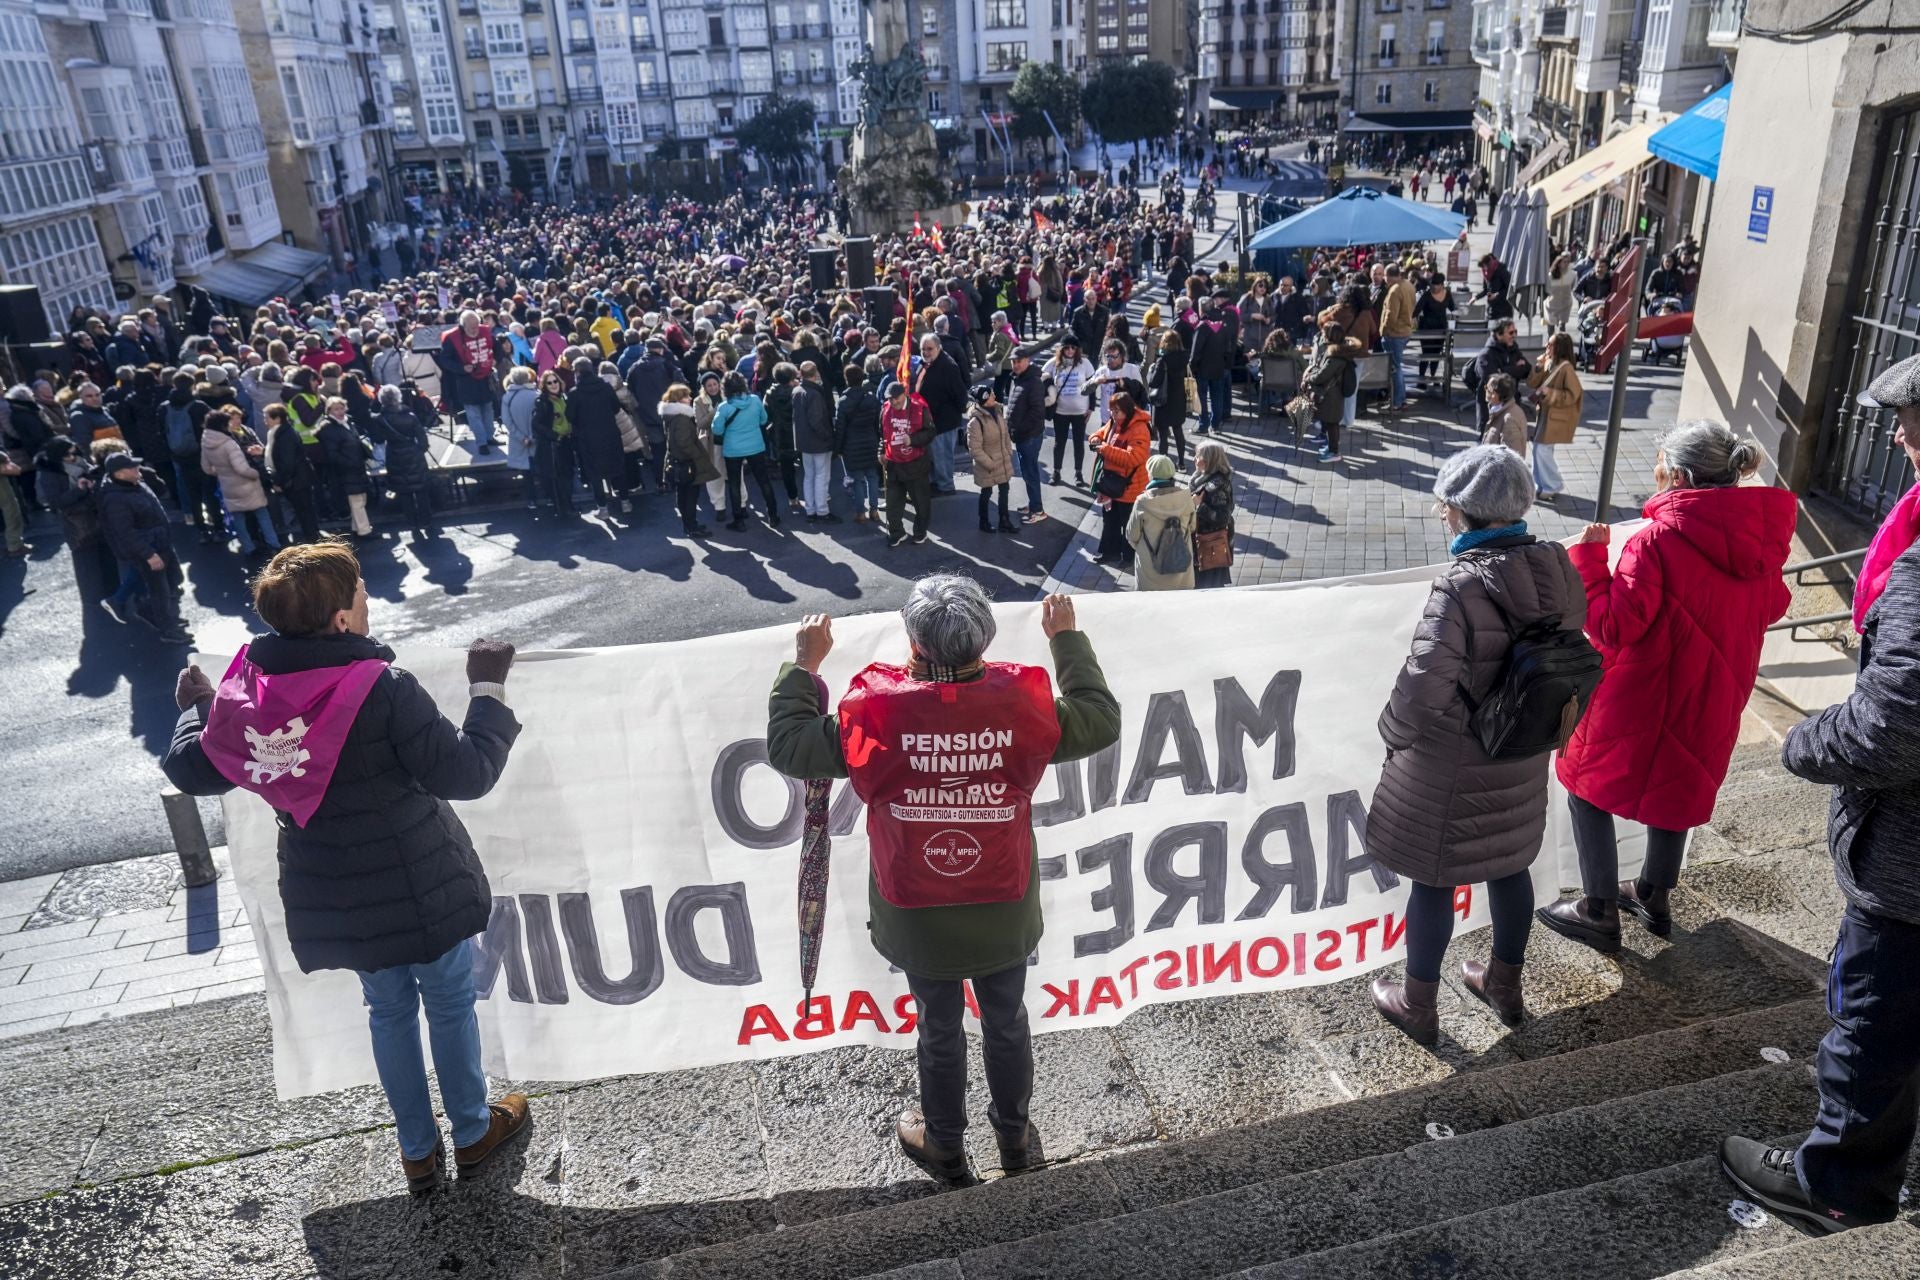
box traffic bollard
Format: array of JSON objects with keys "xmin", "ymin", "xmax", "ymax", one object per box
[{"xmin": 161, "ymin": 787, "xmax": 218, "ymax": 888}]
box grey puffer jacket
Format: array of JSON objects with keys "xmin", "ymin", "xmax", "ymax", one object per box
[
  {"xmin": 1368, "ymin": 533, "xmax": 1587, "ymax": 887},
  {"xmin": 1782, "ymin": 539, "xmax": 1920, "ymax": 926}
]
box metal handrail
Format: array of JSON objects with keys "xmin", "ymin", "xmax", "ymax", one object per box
[
  {"xmin": 1782, "ymin": 547, "xmax": 1867, "ymax": 578},
  {"xmin": 1766, "ymin": 609, "xmax": 1851, "ymax": 634}
]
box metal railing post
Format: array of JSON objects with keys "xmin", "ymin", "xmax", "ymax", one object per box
[{"xmin": 161, "ymin": 788, "xmax": 219, "ymax": 887}]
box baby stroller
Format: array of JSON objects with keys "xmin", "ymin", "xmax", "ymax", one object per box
[
  {"xmin": 1576, "ymin": 300, "xmax": 1608, "ymax": 369},
  {"xmin": 1642, "ymin": 296, "xmax": 1688, "ymax": 366}
]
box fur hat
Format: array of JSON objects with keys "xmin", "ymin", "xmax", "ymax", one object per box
[{"xmin": 1434, "ymin": 443, "xmax": 1534, "ymax": 524}]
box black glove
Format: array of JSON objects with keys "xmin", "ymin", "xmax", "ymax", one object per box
[{"xmin": 466, "ymin": 638, "xmax": 515, "ymax": 685}]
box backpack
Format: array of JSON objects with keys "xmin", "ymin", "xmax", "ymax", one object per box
[
  {"xmin": 164, "ymin": 402, "xmax": 196, "ymax": 455},
  {"xmin": 1141, "ymin": 512, "xmax": 1192, "ymax": 576},
  {"xmin": 1441, "ymin": 577, "xmax": 1604, "ymax": 760},
  {"xmin": 1338, "ymin": 357, "xmax": 1358, "ymax": 398}
]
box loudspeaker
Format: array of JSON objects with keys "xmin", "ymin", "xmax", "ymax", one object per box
[
  {"xmin": 845, "ymin": 237, "xmax": 875, "ymax": 290},
  {"xmin": 863, "ymin": 286, "xmax": 896, "ymax": 333},
  {"xmin": 808, "ymin": 246, "xmax": 839, "ymax": 293},
  {"xmin": 0, "ymin": 285, "xmax": 50, "ymax": 345},
  {"xmin": 20, "ymin": 340, "xmax": 70, "ymax": 378}
]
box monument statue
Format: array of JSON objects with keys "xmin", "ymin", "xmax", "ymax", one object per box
[{"xmin": 836, "ymin": 0, "xmax": 961, "ymax": 236}]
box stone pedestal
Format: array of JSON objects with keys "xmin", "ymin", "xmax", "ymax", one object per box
[{"xmin": 839, "ymin": 115, "xmax": 965, "ymax": 237}]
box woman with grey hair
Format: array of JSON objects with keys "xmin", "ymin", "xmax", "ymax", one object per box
[
  {"xmin": 1368, "ymin": 444, "xmax": 1586, "ymax": 1044},
  {"xmin": 766, "ymin": 579, "xmax": 1120, "ymax": 1184},
  {"xmin": 1540, "ymin": 422, "xmax": 1794, "ymax": 952},
  {"xmin": 367, "ymin": 383, "xmax": 435, "ymax": 539}
]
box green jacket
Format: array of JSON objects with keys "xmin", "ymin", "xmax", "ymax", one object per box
[{"xmin": 767, "ymin": 630, "xmax": 1121, "ymax": 980}]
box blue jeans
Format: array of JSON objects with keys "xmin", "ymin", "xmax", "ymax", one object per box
[
  {"xmin": 847, "ymin": 466, "xmax": 880, "ymax": 512},
  {"xmin": 1383, "ymin": 335, "xmax": 1410, "ymax": 405},
  {"xmin": 357, "ymin": 936, "xmax": 491, "ymax": 1160},
  {"xmin": 1199, "ymin": 375, "xmax": 1232, "ymax": 431},
  {"xmin": 1015, "ymin": 434, "xmax": 1045, "ymax": 513},
  {"xmin": 463, "ymin": 403, "xmax": 495, "ymax": 450},
  {"xmin": 928, "ymin": 429, "xmax": 957, "ymax": 491}
]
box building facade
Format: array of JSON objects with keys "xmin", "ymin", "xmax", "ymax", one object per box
[
  {"xmin": 230, "ymin": 0, "xmax": 395, "ymax": 277},
  {"xmin": 951, "ymin": 0, "xmax": 1086, "ymax": 171},
  {"xmin": 1195, "ymin": 0, "xmax": 1345, "ymax": 127},
  {"xmin": 1084, "ymin": 0, "xmax": 1187, "ymax": 75},
  {"xmin": 0, "ymin": 0, "xmax": 285, "ymax": 339},
  {"xmin": 1347, "ymin": 0, "xmax": 1478, "ymax": 130}
]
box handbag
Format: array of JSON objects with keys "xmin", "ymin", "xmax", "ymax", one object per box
[
  {"xmin": 1090, "ymin": 454, "xmax": 1131, "ymax": 499},
  {"xmin": 1195, "ymin": 528, "xmax": 1232, "ymax": 572},
  {"xmin": 1183, "ymin": 373, "xmax": 1200, "ymax": 406}
]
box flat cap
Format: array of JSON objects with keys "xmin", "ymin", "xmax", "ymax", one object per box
[{"xmin": 1858, "ymin": 352, "xmax": 1920, "ymax": 408}]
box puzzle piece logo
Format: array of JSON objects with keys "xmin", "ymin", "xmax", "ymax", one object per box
[{"xmin": 243, "ymin": 717, "xmax": 312, "ymax": 785}]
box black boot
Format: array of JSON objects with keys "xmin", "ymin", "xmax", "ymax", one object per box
[
  {"xmin": 1617, "ymin": 878, "xmax": 1672, "ymax": 938},
  {"xmin": 1537, "ymin": 896, "xmax": 1622, "ymax": 953}
]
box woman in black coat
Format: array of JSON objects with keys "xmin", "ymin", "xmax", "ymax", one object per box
[
  {"xmin": 563, "ymin": 357, "xmax": 625, "ymax": 516},
  {"xmin": 1190, "ymin": 440, "xmax": 1235, "ymax": 590},
  {"xmin": 1413, "ymin": 280, "xmax": 1455, "ymax": 391},
  {"xmin": 1145, "ymin": 330, "xmax": 1191, "ymax": 470},
  {"xmin": 264, "ymin": 403, "xmax": 320, "ymax": 544},
  {"xmin": 369, "ymin": 385, "xmax": 434, "ymax": 537},
  {"xmin": 35, "ymin": 437, "xmax": 115, "ymax": 603},
  {"xmin": 317, "ymin": 398, "xmax": 374, "ymax": 538}
]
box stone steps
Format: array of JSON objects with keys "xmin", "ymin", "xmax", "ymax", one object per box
[
  {"xmin": 600, "ymin": 998, "xmax": 1830, "ymax": 1280},
  {"xmin": 1660, "ymin": 1220, "xmax": 1920, "ymax": 1278}
]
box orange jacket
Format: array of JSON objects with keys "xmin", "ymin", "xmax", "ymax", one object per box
[{"xmin": 1092, "ymin": 408, "xmax": 1152, "ymax": 503}]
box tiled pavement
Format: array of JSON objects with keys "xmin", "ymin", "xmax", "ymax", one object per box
[
  {"xmin": 0, "ymin": 852, "xmax": 261, "ymax": 1040},
  {"xmin": 1045, "ymin": 361, "xmax": 1681, "ymax": 592}
]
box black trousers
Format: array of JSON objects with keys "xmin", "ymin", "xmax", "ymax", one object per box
[
  {"xmin": 776, "ymin": 451, "xmax": 802, "ymax": 503},
  {"xmin": 906, "ymin": 963, "xmax": 1032, "ymax": 1150},
  {"xmin": 392, "ymin": 487, "xmax": 433, "ymax": 530},
  {"xmin": 546, "ymin": 438, "xmax": 580, "ymax": 510},
  {"xmin": 1566, "ymin": 793, "xmax": 1688, "ymax": 901},
  {"xmin": 886, "ymin": 466, "xmax": 932, "ymax": 539},
  {"xmin": 283, "ymin": 486, "xmax": 321, "ymax": 543},
  {"xmin": 1152, "ymin": 407, "xmax": 1187, "ymax": 468},
  {"xmin": 1797, "ymin": 905, "xmax": 1920, "ymax": 1221},
  {"xmin": 978, "ymin": 483, "xmax": 1010, "ymax": 528},
  {"xmin": 1099, "ymin": 499, "xmax": 1133, "ymax": 560},
  {"xmin": 1051, "ymin": 412, "xmax": 1086, "ymax": 479},
  {"xmin": 674, "ymin": 478, "xmax": 701, "ymax": 531},
  {"xmin": 726, "ymin": 453, "xmax": 779, "ymax": 522}
]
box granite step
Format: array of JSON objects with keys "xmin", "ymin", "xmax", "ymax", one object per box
[
  {"xmin": 1658, "ymin": 1220, "xmax": 1920, "ymax": 1278},
  {"xmin": 601, "ymin": 998, "xmax": 1828, "ymax": 1280},
  {"xmin": 945, "ymin": 1061, "xmax": 1819, "ymax": 1280},
  {"xmin": 1233, "ymin": 1147, "xmax": 1816, "ymax": 1280}
]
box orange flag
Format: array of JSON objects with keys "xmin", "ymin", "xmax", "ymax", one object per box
[
  {"xmin": 1032, "ymin": 209, "xmax": 1053, "ymax": 231},
  {"xmin": 897, "ymin": 334, "xmax": 913, "ymax": 391}
]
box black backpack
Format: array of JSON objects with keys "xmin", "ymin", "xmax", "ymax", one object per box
[
  {"xmin": 1441, "ymin": 577, "xmax": 1603, "ymax": 760},
  {"xmin": 1338, "ymin": 357, "xmax": 1358, "ymax": 398}
]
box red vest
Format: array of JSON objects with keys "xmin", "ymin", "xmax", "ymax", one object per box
[{"xmin": 839, "ymin": 663, "xmax": 1062, "ymax": 909}]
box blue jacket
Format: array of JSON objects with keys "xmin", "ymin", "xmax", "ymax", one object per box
[{"xmin": 711, "ymin": 394, "xmax": 769, "ymax": 458}]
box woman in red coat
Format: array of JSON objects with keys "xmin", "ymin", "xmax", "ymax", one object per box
[{"xmin": 1540, "ymin": 422, "xmax": 1795, "ymax": 951}]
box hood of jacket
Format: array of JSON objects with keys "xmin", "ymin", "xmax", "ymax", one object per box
[
  {"xmin": 1453, "ymin": 535, "xmax": 1576, "ymax": 628},
  {"xmin": 660, "ymin": 400, "xmax": 696, "ymax": 421},
  {"xmin": 249, "ymin": 631, "xmax": 395, "ymax": 675},
  {"xmin": 167, "ymin": 387, "xmax": 195, "ymax": 409},
  {"xmin": 1642, "ymin": 484, "xmax": 1798, "ymax": 581}
]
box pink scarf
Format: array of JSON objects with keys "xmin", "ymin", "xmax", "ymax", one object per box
[
  {"xmin": 1855, "ymin": 482, "xmax": 1920, "ymax": 632},
  {"xmin": 199, "ymin": 645, "xmax": 388, "ymax": 827}
]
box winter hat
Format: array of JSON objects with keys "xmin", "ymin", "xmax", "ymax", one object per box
[
  {"xmin": 1434, "ymin": 443, "xmax": 1534, "ymax": 524},
  {"xmin": 1142, "ymin": 304, "xmax": 1163, "ymax": 329},
  {"xmin": 102, "ymin": 451, "xmax": 138, "ymax": 475},
  {"xmin": 203, "ymin": 365, "xmax": 229, "ymax": 385},
  {"xmin": 1145, "ymin": 454, "xmax": 1177, "ymax": 484}
]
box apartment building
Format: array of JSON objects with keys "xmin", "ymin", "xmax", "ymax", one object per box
[
  {"xmin": 231, "ymin": 0, "xmax": 394, "ymax": 279},
  {"xmin": 1194, "ymin": 0, "xmax": 1344, "ymax": 128},
  {"xmin": 951, "ymin": 0, "xmax": 1087, "ymax": 170},
  {"xmin": 1084, "ymin": 0, "xmax": 1188, "ymax": 74},
  {"xmin": 0, "ymin": 0, "xmax": 290, "ymax": 339},
  {"xmin": 1347, "ymin": 0, "xmax": 1478, "ymax": 137}
]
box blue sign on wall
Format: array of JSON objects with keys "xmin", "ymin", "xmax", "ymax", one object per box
[{"xmin": 1747, "ymin": 186, "xmax": 1773, "ymax": 244}]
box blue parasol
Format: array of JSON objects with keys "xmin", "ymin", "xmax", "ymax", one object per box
[{"xmin": 1248, "ymin": 186, "xmax": 1468, "ymax": 251}]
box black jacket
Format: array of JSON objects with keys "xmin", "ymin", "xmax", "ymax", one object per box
[
  {"xmin": 36, "ymin": 452, "xmax": 103, "ymax": 549},
  {"xmin": 161, "ymin": 631, "xmax": 520, "ymax": 973},
  {"xmin": 317, "ymin": 418, "xmax": 370, "ymax": 495},
  {"xmin": 1005, "ymin": 365, "xmax": 1048, "ymax": 442},
  {"xmin": 97, "ymin": 474, "xmax": 173, "ymax": 565},
  {"xmin": 1189, "ymin": 319, "xmax": 1230, "ymax": 380},
  {"xmin": 1782, "ymin": 542, "xmax": 1920, "ymax": 926},
  {"xmin": 1466, "ymin": 338, "xmax": 1532, "ymax": 392},
  {"xmin": 915, "ymin": 352, "xmax": 969, "ymax": 435},
  {"xmin": 792, "ymin": 381, "xmax": 836, "ymax": 454},
  {"xmin": 623, "ymin": 353, "xmax": 679, "ymax": 430},
  {"xmin": 268, "ymin": 422, "xmax": 315, "ymax": 494},
  {"xmin": 565, "ymin": 374, "xmax": 625, "ymax": 479},
  {"xmin": 1146, "ymin": 346, "xmax": 1188, "ymax": 421},
  {"xmin": 370, "ymin": 408, "xmax": 431, "ymax": 494},
  {"xmin": 834, "ymin": 386, "xmax": 881, "ymax": 467},
  {"xmin": 1071, "ymin": 303, "xmax": 1110, "ymax": 357}
]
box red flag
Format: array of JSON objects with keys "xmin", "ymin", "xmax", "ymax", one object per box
[
  {"xmin": 1032, "ymin": 209, "xmax": 1053, "ymax": 231},
  {"xmin": 930, "ymin": 221, "xmax": 946, "ymax": 254},
  {"xmin": 913, "ymin": 211, "xmax": 924, "ymax": 238}
]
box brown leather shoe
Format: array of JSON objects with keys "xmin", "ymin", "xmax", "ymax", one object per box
[
  {"xmin": 454, "ymin": 1094, "xmax": 531, "ymax": 1174},
  {"xmin": 896, "ymin": 1109, "xmax": 968, "ymax": 1182},
  {"xmin": 1536, "ymin": 896, "xmax": 1622, "ymax": 953},
  {"xmin": 401, "ymin": 1141, "xmax": 444, "ymax": 1194},
  {"xmin": 1461, "ymin": 956, "xmax": 1527, "ymax": 1025},
  {"xmin": 1372, "ymin": 974, "xmax": 1439, "ymax": 1046},
  {"xmin": 1617, "ymin": 878, "xmax": 1673, "ymax": 937}
]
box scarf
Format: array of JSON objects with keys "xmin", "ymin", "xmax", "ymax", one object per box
[
  {"xmin": 1854, "ymin": 482, "xmax": 1920, "ymax": 632},
  {"xmin": 907, "ymin": 656, "xmax": 985, "ymax": 685},
  {"xmin": 547, "ymin": 396, "xmax": 572, "ymax": 438},
  {"xmin": 1450, "ymin": 520, "xmax": 1526, "ymax": 557}
]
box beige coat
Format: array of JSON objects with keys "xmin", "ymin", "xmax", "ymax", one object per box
[
  {"xmin": 968, "ymin": 401, "xmax": 1014, "ymax": 488},
  {"xmin": 1527, "ymin": 358, "xmax": 1584, "ymax": 445},
  {"xmin": 199, "ymin": 427, "xmax": 269, "ymax": 512},
  {"xmin": 1126, "ymin": 483, "xmax": 1197, "ymax": 591},
  {"xmin": 1482, "ymin": 402, "xmax": 1528, "ymax": 457}
]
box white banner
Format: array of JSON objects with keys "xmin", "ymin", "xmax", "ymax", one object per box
[{"xmin": 220, "ymin": 554, "xmax": 1649, "ymax": 1100}]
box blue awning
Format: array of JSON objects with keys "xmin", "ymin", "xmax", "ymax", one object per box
[{"xmin": 1648, "ymin": 83, "xmax": 1731, "ymax": 182}]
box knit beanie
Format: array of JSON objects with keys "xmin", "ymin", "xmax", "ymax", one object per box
[{"xmin": 1434, "ymin": 443, "xmax": 1534, "ymax": 524}]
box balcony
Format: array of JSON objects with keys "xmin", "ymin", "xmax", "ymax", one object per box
[
  {"xmin": 504, "ymin": 132, "xmax": 543, "ymax": 149},
  {"xmin": 632, "ymin": 34, "xmax": 655, "ymax": 49},
  {"xmin": 1378, "ymin": 0, "xmax": 1399, "ymax": 9},
  {"xmin": 926, "ymin": 64, "xmax": 948, "ymax": 80},
  {"xmin": 779, "ymin": 69, "xmax": 800, "ymax": 85},
  {"xmin": 743, "ymin": 75, "xmax": 774, "ymax": 93},
  {"xmin": 638, "ymin": 82, "xmax": 670, "ymax": 97},
  {"xmin": 1241, "ymin": 37, "xmax": 1261, "ymax": 51},
  {"xmin": 643, "ymin": 123, "xmax": 669, "ymax": 140},
  {"xmin": 573, "ymin": 83, "xmax": 602, "ymax": 101},
  {"xmin": 1425, "ymin": 46, "xmax": 1446, "ymax": 63},
  {"xmin": 1539, "ymin": 4, "xmax": 1568, "ymax": 37},
  {"xmin": 539, "ymin": 88, "xmax": 558, "ymax": 104},
  {"xmin": 457, "ymin": 0, "xmax": 476, "ymax": 12},
  {"xmin": 1708, "ymin": 0, "xmax": 1745, "ymax": 45},
  {"xmin": 709, "ymin": 77, "xmax": 741, "ymax": 94},
  {"xmin": 473, "ymin": 91, "xmax": 494, "ymax": 108},
  {"xmin": 570, "ymin": 36, "xmax": 591, "ymax": 51},
  {"xmin": 774, "ymin": 21, "xmax": 797, "ymax": 37},
  {"xmin": 804, "ymin": 21, "xmax": 825, "ymax": 36},
  {"xmin": 525, "ymin": 0, "xmax": 542, "ymax": 10},
  {"xmin": 676, "ymin": 119, "xmax": 712, "ymax": 136},
  {"xmin": 530, "ymin": 39, "xmax": 550, "ymax": 56},
  {"xmin": 1377, "ymin": 52, "xmax": 1396, "ymax": 67},
  {"xmin": 808, "ymin": 66, "xmax": 832, "ymax": 82},
  {"xmin": 466, "ymin": 41, "xmax": 487, "ymax": 58}
]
